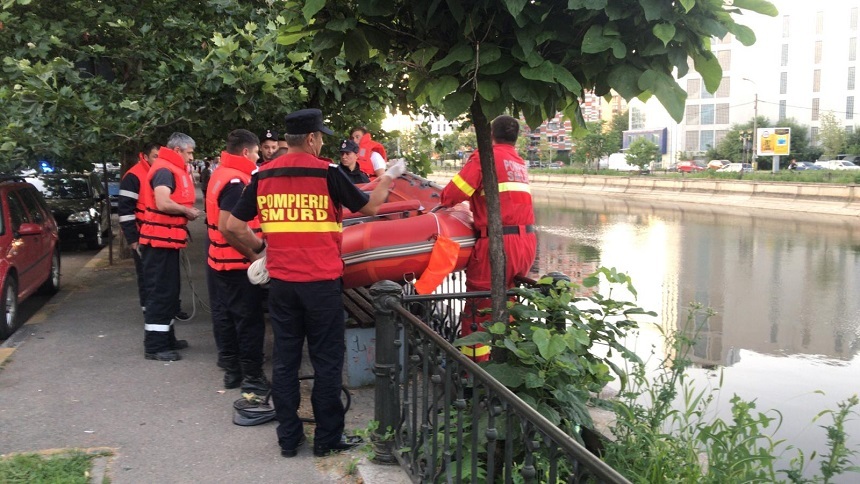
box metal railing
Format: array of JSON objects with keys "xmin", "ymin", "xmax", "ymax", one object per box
[{"xmin": 369, "ymin": 277, "xmax": 631, "ymax": 484}]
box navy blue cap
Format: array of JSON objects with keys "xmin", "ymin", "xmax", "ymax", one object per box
[
  {"xmin": 261, "ymin": 129, "xmax": 279, "ymax": 141},
  {"xmin": 284, "ymin": 109, "xmax": 334, "ymax": 136},
  {"xmin": 339, "ymin": 139, "xmax": 359, "ymax": 153}
]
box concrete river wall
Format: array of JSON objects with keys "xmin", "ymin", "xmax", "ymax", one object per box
[{"xmin": 428, "ymin": 172, "xmax": 860, "ymax": 219}]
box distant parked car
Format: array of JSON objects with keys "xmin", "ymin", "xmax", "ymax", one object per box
[
  {"xmin": 676, "ymin": 161, "xmax": 705, "ymax": 173},
  {"xmin": 814, "ymin": 160, "xmax": 860, "ymax": 170},
  {"xmin": 92, "ymin": 167, "xmax": 121, "ymax": 209},
  {"xmin": 0, "ymin": 176, "xmax": 60, "ymax": 339},
  {"xmin": 548, "ymin": 161, "xmax": 564, "ymax": 169},
  {"xmin": 26, "ymin": 173, "xmax": 112, "ymax": 249},
  {"xmin": 794, "ymin": 161, "xmax": 822, "ymax": 171},
  {"xmin": 707, "ymin": 159, "xmax": 730, "ymax": 170},
  {"xmin": 717, "ymin": 163, "xmax": 753, "ymax": 173}
]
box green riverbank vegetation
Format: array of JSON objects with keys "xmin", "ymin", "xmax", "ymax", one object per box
[{"xmin": 455, "ymin": 269, "xmax": 859, "ymax": 483}]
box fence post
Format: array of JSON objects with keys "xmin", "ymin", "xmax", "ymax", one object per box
[{"xmin": 370, "ymin": 280, "xmax": 403, "ymax": 464}]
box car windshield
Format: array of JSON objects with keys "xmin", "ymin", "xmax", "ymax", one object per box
[{"xmin": 29, "ymin": 176, "xmax": 90, "ymax": 199}]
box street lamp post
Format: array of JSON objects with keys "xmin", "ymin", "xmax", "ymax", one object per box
[
  {"xmin": 738, "ymin": 130, "xmax": 752, "ymax": 164},
  {"xmin": 742, "ymin": 77, "xmax": 758, "ymax": 170}
]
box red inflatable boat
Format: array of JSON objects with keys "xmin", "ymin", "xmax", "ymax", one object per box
[{"xmin": 341, "ymin": 173, "xmax": 475, "ymax": 289}]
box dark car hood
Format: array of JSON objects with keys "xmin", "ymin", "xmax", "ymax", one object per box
[{"xmin": 44, "ymin": 198, "xmax": 93, "ymax": 222}]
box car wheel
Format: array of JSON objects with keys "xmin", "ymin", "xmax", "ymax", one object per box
[
  {"xmin": 39, "ymin": 248, "xmax": 61, "ymax": 295},
  {"xmin": 0, "ymin": 276, "xmax": 19, "ymax": 339}
]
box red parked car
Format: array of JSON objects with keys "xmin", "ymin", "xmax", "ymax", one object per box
[
  {"xmin": 676, "ymin": 161, "xmax": 705, "ymax": 173},
  {"xmin": 1, "ymin": 176, "xmax": 60, "ymax": 339}
]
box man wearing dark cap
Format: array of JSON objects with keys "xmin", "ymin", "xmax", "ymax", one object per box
[
  {"xmin": 258, "ymin": 129, "xmax": 279, "ymax": 166},
  {"xmin": 337, "ymin": 139, "xmax": 370, "ymax": 184},
  {"xmin": 225, "ymin": 108, "xmax": 406, "ymax": 458}
]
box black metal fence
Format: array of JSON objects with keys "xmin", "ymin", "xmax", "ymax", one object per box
[{"xmin": 369, "ymin": 276, "xmax": 631, "ymax": 484}]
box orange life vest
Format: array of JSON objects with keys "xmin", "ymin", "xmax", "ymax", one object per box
[
  {"xmin": 120, "ymin": 153, "xmax": 150, "ymax": 227},
  {"xmin": 206, "ymin": 151, "xmax": 261, "ymax": 271},
  {"xmin": 256, "ymin": 152, "xmax": 343, "ymax": 282},
  {"xmin": 356, "ymin": 133, "xmax": 386, "ymax": 178},
  {"xmin": 139, "ymin": 148, "xmax": 195, "ymax": 249}
]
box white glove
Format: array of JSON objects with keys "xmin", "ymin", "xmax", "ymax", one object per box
[
  {"xmin": 384, "ymin": 159, "xmax": 407, "ymax": 179},
  {"xmin": 247, "ymin": 252, "xmax": 270, "ymax": 285}
]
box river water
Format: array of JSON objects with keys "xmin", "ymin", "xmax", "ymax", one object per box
[{"xmin": 528, "ymin": 191, "xmax": 860, "ymax": 478}]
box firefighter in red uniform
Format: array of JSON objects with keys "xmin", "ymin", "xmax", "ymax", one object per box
[
  {"xmin": 225, "ymin": 109, "xmax": 406, "ymax": 458},
  {"xmin": 139, "ymin": 132, "xmax": 201, "ymax": 361},
  {"xmin": 440, "ymin": 115, "xmax": 537, "ymax": 362},
  {"xmin": 205, "ymin": 129, "xmax": 270, "ymax": 392},
  {"xmin": 350, "ymin": 126, "xmax": 387, "ymax": 178},
  {"xmin": 118, "ymin": 142, "xmax": 159, "ymax": 313}
]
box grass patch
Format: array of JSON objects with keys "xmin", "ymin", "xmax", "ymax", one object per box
[{"xmin": 0, "ymin": 451, "xmax": 104, "ymax": 483}]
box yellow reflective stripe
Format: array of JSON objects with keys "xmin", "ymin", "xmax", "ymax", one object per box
[
  {"xmin": 480, "ymin": 182, "xmax": 531, "ymax": 196},
  {"xmin": 460, "ymin": 344, "xmax": 491, "ymax": 357},
  {"xmin": 452, "ymin": 174, "xmax": 476, "ymax": 197},
  {"xmin": 498, "ymin": 182, "xmax": 531, "ymax": 194},
  {"xmin": 260, "ymin": 221, "xmax": 342, "ymax": 233}
]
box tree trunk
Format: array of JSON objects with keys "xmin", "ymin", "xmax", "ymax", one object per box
[{"xmin": 469, "ymin": 99, "xmax": 508, "ymax": 328}]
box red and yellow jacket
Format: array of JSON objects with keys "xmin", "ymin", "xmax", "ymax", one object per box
[
  {"xmin": 256, "ymin": 152, "xmax": 343, "ymax": 282},
  {"xmin": 206, "ymin": 152, "xmax": 261, "ymax": 271},
  {"xmin": 440, "ymin": 143, "xmax": 534, "ymax": 231}
]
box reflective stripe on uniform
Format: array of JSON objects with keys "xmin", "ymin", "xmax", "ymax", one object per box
[
  {"xmin": 451, "ymin": 174, "xmax": 476, "ymax": 197},
  {"xmin": 461, "ymin": 345, "xmax": 491, "ymax": 357},
  {"xmin": 119, "ymin": 189, "xmax": 139, "ymax": 199},
  {"xmin": 119, "ymin": 214, "xmax": 136, "ymax": 222},
  {"xmin": 481, "ymin": 182, "xmax": 531, "ymax": 196},
  {"xmin": 260, "ymin": 221, "xmax": 342, "ymax": 233},
  {"xmin": 144, "ymin": 321, "xmax": 173, "ymax": 332},
  {"xmin": 497, "ymin": 182, "xmax": 530, "ymax": 194}
]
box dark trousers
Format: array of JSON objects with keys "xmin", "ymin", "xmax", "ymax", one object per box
[
  {"xmin": 207, "ymin": 266, "xmax": 265, "ymax": 371},
  {"xmin": 269, "ymin": 278, "xmax": 345, "ymax": 450},
  {"xmin": 141, "ymin": 245, "xmax": 180, "ymax": 353},
  {"xmin": 132, "ymin": 246, "xmax": 146, "ymax": 309}
]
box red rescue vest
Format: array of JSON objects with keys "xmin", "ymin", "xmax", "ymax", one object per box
[
  {"xmin": 121, "ymin": 154, "xmax": 150, "ymax": 227},
  {"xmin": 139, "ymin": 148, "xmax": 195, "ymax": 249},
  {"xmin": 441, "ymin": 143, "xmax": 534, "ymax": 231},
  {"xmin": 256, "ymin": 152, "xmax": 343, "ymax": 282},
  {"xmin": 356, "ymin": 133, "xmax": 386, "ymax": 178},
  {"xmin": 206, "ymin": 152, "xmax": 261, "ymax": 271}
]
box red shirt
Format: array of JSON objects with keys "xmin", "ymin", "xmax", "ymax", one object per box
[{"xmin": 441, "ymin": 143, "xmax": 534, "ymax": 231}]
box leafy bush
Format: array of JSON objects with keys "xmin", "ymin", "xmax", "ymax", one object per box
[
  {"xmin": 602, "ymin": 305, "xmax": 860, "ymax": 483},
  {"xmin": 455, "ymin": 268, "xmax": 653, "ymax": 438}
]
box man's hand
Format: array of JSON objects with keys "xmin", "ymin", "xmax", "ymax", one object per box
[
  {"xmin": 185, "ymin": 207, "xmax": 201, "ymax": 220},
  {"xmin": 384, "ymin": 159, "xmax": 407, "ymax": 180}
]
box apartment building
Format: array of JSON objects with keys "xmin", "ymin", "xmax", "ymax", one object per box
[{"xmin": 630, "ymin": 0, "xmax": 858, "ymax": 162}]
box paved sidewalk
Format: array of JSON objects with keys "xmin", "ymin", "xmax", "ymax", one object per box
[{"xmin": 0, "ymin": 194, "xmax": 407, "ymax": 483}]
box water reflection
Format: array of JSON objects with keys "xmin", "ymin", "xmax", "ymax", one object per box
[
  {"xmin": 530, "ymin": 192, "xmax": 860, "ymax": 365},
  {"xmin": 528, "ymin": 191, "xmax": 860, "ymax": 479}
]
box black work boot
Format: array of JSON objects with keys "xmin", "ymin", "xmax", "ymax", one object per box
[
  {"xmin": 240, "ymin": 362, "xmax": 270, "ymax": 395},
  {"xmin": 221, "ymin": 357, "xmax": 242, "ymax": 389}
]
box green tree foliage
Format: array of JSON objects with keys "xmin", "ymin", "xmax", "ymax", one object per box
[
  {"xmin": 846, "ymin": 130, "xmax": 860, "ymax": 156},
  {"xmin": 605, "ymin": 110, "xmax": 629, "ymax": 154},
  {"xmin": 571, "ymin": 121, "xmax": 611, "ymax": 168},
  {"xmin": 306, "ymin": 0, "xmax": 775, "ymax": 322},
  {"xmin": 0, "ymin": 0, "xmax": 395, "ymax": 171},
  {"xmin": 819, "ymin": 112, "xmax": 847, "ymax": 159},
  {"xmin": 625, "ymin": 137, "xmax": 660, "ymax": 170}
]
